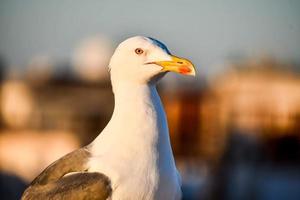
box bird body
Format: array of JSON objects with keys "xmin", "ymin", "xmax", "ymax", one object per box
[
  {"xmin": 88, "ymin": 84, "xmax": 181, "ymax": 200},
  {"xmin": 22, "ymin": 36, "xmax": 195, "ymax": 200}
]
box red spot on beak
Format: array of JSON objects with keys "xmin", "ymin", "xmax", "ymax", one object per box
[{"xmin": 179, "ymin": 67, "xmax": 191, "ymax": 74}]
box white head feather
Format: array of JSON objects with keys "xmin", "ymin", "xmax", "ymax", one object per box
[{"xmin": 109, "ymin": 36, "xmax": 173, "ymax": 87}]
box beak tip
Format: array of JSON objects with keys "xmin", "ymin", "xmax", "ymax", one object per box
[
  {"xmin": 186, "ymin": 65, "xmax": 196, "ymax": 76},
  {"xmin": 189, "ymin": 70, "xmax": 196, "ymax": 77}
]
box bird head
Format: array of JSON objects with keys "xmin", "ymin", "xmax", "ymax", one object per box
[{"xmin": 109, "ymin": 36, "xmax": 195, "ymax": 85}]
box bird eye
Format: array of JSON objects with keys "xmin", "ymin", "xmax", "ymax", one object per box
[{"xmin": 135, "ymin": 48, "xmax": 144, "ymax": 55}]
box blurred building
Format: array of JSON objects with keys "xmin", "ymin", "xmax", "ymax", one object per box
[
  {"xmin": 0, "ymin": 40, "xmax": 114, "ymax": 182},
  {"xmin": 199, "ymin": 58, "xmax": 300, "ymax": 162},
  {"xmin": 161, "ymin": 58, "xmax": 300, "ymax": 164}
]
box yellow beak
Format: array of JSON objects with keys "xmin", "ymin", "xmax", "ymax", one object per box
[{"xmin": 153, "ymin": 55, "xmax": 196, "ymax": 76}]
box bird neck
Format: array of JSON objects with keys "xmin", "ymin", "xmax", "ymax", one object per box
[
  {"xmin": 111, "ymin": 82, "xmax": 169, "ymax": 140},
  {"xmin": 93, "ymin": 81, "xmax": 175, "ymax": 163}
]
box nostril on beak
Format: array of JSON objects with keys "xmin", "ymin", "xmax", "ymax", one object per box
[{"xmin": 177, "ymin": 61, "xmax": 183, "ymax": 64}]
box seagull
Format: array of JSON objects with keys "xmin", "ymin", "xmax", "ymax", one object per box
[{"xmin": 22, "ymin": 36, "xmax": 195, "ymax": 200}]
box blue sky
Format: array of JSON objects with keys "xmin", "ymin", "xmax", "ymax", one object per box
[{"xmin": 0, "ymin": 0, "xmax": 300, "ymax": 76}]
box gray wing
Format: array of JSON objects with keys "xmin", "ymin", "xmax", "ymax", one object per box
[
  {"xmin": 21, "ymin": 147, "xmax": 112, "ymax": 200},
  {"xmin": 22, "ymin": 172, "xmax": 111, "ymax": 200}
]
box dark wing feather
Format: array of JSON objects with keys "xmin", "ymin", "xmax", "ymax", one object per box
[
  {"xmin": 21, "ymin": 147, "xmax": 112, "ymax": 200},
  {"xmin": 30, "ymin": 147, "xmax": 91, "ymax": 185},
  {"xmin": 22, "ymin": 172, "xmax": 111, "ymax": 200}
]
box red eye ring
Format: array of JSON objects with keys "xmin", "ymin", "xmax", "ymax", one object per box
[{"xmin": 135, "ymin": 48, "xmax": 144, "ymax": 55}]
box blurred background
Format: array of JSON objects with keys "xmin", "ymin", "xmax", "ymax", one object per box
[{"xmin": 0, "ymin": 0, "xmax": 300, "ymax": 199}]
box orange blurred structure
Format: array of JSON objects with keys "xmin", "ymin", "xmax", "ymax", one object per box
[{"xmin": 163, "ymin": 58, "xmax": 300, "ymax": 163}]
